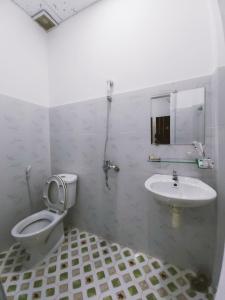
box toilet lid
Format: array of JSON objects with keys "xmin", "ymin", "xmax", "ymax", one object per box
[{"xmin": 43, "ymin": 175, "xmax": 67, "ymax": 213}]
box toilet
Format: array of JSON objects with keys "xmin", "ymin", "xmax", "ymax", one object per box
[{"xmin": 11, "ymin": 174, "xmax": 78, "ymax": 268}]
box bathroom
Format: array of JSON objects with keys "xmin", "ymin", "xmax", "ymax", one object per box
[{"xmin": 0, "ymin": 0, "xmax": 225, "ymax": 299}]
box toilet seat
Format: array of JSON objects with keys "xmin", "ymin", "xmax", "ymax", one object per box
[
  {"xmin": 11, "ymin": 210, "xmax": 60, "ymax": 238},
  {"xmin": 11, "ymin": 210, "xmax": 66, "ymax": 239},
  {"xmin": 43, "ymin": 175, "xmax": 67, "ymax": 213},
  {"xmin": 20, "ymin": 218, "xmax": 51, "ymax": 235}
]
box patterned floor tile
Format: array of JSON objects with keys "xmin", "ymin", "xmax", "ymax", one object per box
[{"xmin": 0, "ymin": 227, "xmax": 214, "ymax": 300}]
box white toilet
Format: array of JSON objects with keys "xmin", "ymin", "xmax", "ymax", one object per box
[{"xmin": 11, "ymin": 174, "xmax": 78, "ymax": 268}]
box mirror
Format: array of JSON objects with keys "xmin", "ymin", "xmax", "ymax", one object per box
[{"xmin": 150, "ymin": 87, "xmax": 205, "ymax": 145}]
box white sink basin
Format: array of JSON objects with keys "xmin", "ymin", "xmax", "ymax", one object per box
[{"xmin": 145, "ymin": 174, "xmax": 217, "ymax": 208}]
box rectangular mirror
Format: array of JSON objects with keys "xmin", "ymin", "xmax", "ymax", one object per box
[{"xmin": 150, "ymin": 87, "xmax": 205, "ymax": 145}]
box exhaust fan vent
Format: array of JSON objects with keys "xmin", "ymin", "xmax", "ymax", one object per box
[{"xmin": 33, "ymin": 10, "xmax": 58, "ymax": 31}]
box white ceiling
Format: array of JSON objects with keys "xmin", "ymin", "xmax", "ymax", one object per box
[{"xmin": 12, "ymin": 0, "xmax": 100, "ymax": 24}]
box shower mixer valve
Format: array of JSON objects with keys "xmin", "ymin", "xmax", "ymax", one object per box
[
  {"xmin": 103, "ymin": 160, "xmax": 120, "ymax": 173},
  {"xmin": 103, "ymin": 160, "xmax": 120, "ymax": 190}
]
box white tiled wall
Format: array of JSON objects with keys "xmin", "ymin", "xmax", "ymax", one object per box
[{"xmin": 0, "ymin": 95, "xmax": 51, "ymax": 250}]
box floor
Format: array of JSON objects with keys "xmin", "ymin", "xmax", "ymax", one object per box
[{"xmin": 0, "ymin": 227, "xmax": 214, "ymax": 300}]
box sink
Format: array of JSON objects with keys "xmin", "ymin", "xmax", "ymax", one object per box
[{"xmin": 145, "ymin": 174, "xmax": 217, "ymax": 208}]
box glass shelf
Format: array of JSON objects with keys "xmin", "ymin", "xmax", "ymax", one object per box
[{"xmin": 148, "ymin": 159, "xmax": 197, "ymax": 164}]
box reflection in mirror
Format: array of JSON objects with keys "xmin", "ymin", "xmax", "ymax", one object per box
[
  {"xmin": 150, "ymin": 87, "xmax": 205, "ymax": 145},
  {"xmin": 151, "ymin": 95, "xmax": 171, "ymax": 144}
]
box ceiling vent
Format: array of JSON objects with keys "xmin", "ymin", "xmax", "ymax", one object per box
[
  {"xmin": 12, "ymin": 0, "xmax": 101, "ymax": 31},
  {"xmin": 32, "ymin": 10, "xmax": 58, "ymax": 31}
]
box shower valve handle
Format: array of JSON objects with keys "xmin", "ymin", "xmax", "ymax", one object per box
[{"xmin": 103, "ymin": 160, "xmax": 120, "ymax": 173}]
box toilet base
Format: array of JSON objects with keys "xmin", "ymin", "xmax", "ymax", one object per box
[{"xmin": 23, "ymin": 220, "xmax": 64, "ymax": 269}]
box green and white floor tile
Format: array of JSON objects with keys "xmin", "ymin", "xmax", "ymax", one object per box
[{"xmin": 0, "ymin": 227, "xmax": 214, "ymax": 300}]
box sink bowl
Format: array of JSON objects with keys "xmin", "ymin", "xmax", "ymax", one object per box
[{"xmin": 145, "ymin": 174, "xmax": 217, "ymax": 208}]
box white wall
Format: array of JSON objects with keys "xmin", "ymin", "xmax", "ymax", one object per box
[
  {"xmin": 1, "ymin": 0, "xmax": 223, "ymax": 107},
  {"xmin": 0, "ymin": 0, "xmax": 49, "ymax": 106},
  {"xmin": 48, "ymin": 0, "xmax": 216, "ymax": 106},
  {"xmin": 208, "ymin": 0, "xmax": 225, "ymax": 69},
  {"xmin": 152, "ymin": 98, "xmax": 170, "ymax": 117},
  {"xmin": 218, "ymin": 0, "xmax": 225, "ymax": 42}
]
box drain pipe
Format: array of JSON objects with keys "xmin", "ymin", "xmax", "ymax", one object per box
[{"xmin": 25, "ymin": 165, "xmax": 33, "ymax": 212}]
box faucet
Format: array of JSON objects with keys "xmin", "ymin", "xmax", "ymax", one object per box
[
  {"xmin": 172, "ymin": 170, "xmax": 178, "ymax": 182},
  {"xmin": 103, "ymin": 160, "xmax": 120, "ymax": 173}
]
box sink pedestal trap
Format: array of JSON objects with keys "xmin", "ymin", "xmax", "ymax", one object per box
[{"xmin": 170, "ymin": 206, "xmax": 182, "ymax": 228}]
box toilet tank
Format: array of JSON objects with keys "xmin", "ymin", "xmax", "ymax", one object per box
[{"xmin": 58, "ymin": 174, "xmax": 78, "ymax": 208}]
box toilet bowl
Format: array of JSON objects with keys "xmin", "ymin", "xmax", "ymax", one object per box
[{"xmin": 11, "ymin": 174, "xmax": 78, "ymax": 268}]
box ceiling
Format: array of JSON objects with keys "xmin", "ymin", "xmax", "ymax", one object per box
[{"xmin": 12, "ymin": 0, "xmax": 100, "ymax": 26}]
